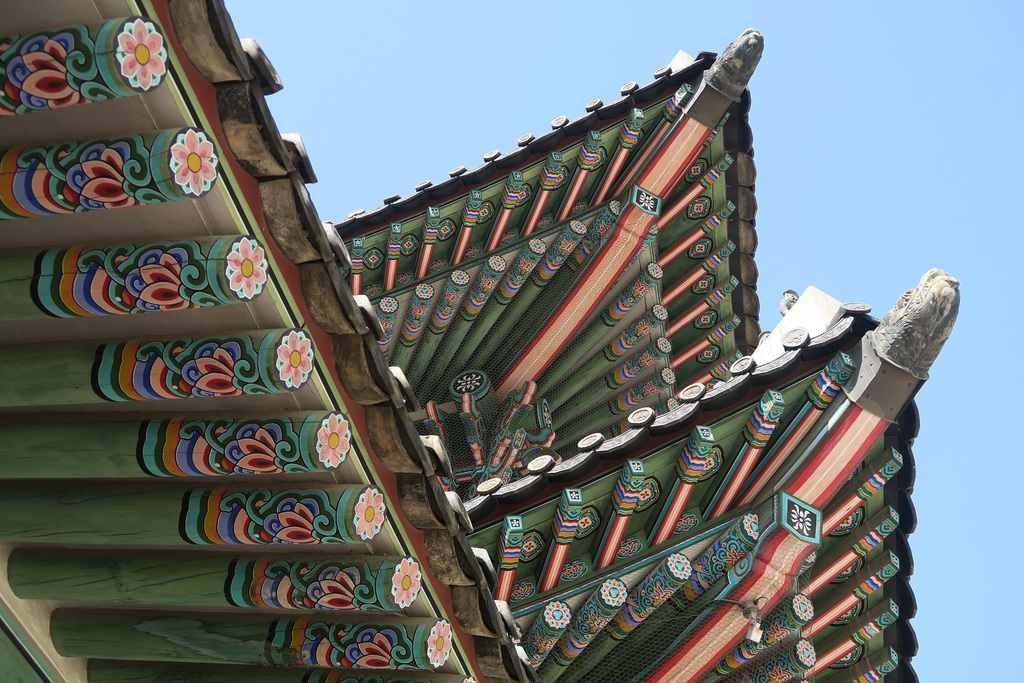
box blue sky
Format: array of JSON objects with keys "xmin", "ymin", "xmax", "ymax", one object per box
[{"xmin": 227, "ymin": 1, "xmax": 1021, "ymax": 678}]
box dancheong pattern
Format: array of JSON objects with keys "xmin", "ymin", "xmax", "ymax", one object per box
[
  {"xmin": 138, "ymin": 412, "xmax": 353, "ymax": 477},
  {"xmin": 181, "ymin": 486, "xmax": 386, "ymax": 545},
  {"xmin": 268, "ymin": 618, "xmax": 450, "ymax": 669},
  {"xmin": 0, "ymin": 128, "xmax": 218, "ymax": 220},
  {"xmin": 32, "ymin": 236, "xmax": 267, "ymax": 317},
  {"xmin": 227, "ymin": 557, "xmax": 421, "ymax": 612},
  {"xmin": 93, "ymin": 329, "xmax": 314, "ymax": 401},
  {"xmin": 0, "ymin": 17, "xmax": 167, "ymax": 116}
]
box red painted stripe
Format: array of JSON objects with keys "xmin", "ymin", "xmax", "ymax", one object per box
[
  {"xmin": 557, "ymin": 171, "xmax": 589, "ymax": 222},
  {"xmin": 416, "ymin": 243, "xmax": 434, "ymax": 279},
  {"xmin": 596, "ymin": 515, "xmax": 631, "ymax": 569},
  {"xmin": 521, "ymin": 189, "xmax": 551, "ymax": 237},
  {"xmin": 451, "ymin": 225, "xmax": 474, "ymax": 265},
  {"xmin": 591, "ymin": 149, "xmax": 629, "ymax": 206},
  {"xmin": 671, "ymin": 339, "xmax": 709, "ymax": 369},
  {"xmin": 496, "ymin": 569, "xmax": 516, "ymax": 603},
  {"xmin": 650, "ymin": 483, "xmax": 694, "ymax": 546},
  {"xmin": 540, "ymin": 543, "xmax": 570, "ymax": 592},
  {"xmin": 736, "ymin": 410, "xmax": 820, "ymax": 507},
  {"xmin": 485, "ymin": 210, "xmax": 514, "ymax": 252},
  {"xmin": 804, "ymin": 549, "xmax": 858, "ymax": 596},
  {"xmin": 707, "ymin": 445, "xmax": 763, "ymax": 519}
]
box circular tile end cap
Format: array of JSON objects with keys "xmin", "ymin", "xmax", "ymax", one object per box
[
  {"xmin": 729, "ymin": 356, "xmax": 757, "ymax": 375},
  {"xmin": 477, "ymin": 477, "xmax": 503, "ymax": 495},
  {"xmin": 677, "ymin": 382, "xmax": 707, "ymax": 403},
  {"xmin": 842, "ymin": 302, "xmax": 872, "ymax": 315},
  {"xmin": 627, "ymin": 406, "xmax": 657, "ymax": 428},
  {"xmin": 527, "ymin": 455, "xmax": 556, "ymax": 474},
  {"xmin": 782, "ymin": 328, "xmax": 810, "ymax": 349},
  {"xmin": 577, "ymin": 433, "xmax": 604, "ymax": 451}
]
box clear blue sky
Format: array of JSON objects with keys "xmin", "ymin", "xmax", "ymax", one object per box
[{"xmin": 227, "ymin": 1, "xmax": 1021, "ymax": 679}]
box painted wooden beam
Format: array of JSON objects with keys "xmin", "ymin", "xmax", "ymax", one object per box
[
  {"xmin": 402, "ymin": 269, "xmax": 470, "ymax": 381},
  {"xmin": 656, "ymin": 153, "xmax": 733, "ymax": 233},
  {"xmin": 608, "ymin": 85, "xmax": 695, "ymax": 197},
  {"xmin": 0, "ymin": 484, "xmax": 387, "ymax": 545},
  {"xmin": 9, "ymin": 552, "xmax": 423, "ymax": 612},
  {"xmin": 390, "ymin": 283, "xmax": 434, "ymax": 366},
  {"xmin": 595, "ymin": 461, "xmax": 648, "ymax": 570},
  {"xmin": 735, "ymin": 352, "xmax": 856, "ymax": 507},
  {"xmin": 804, "ymin": 599, "xmax": 899, "ymax": 678},
  {"xmin": 495, "ymin": 516, "xmax": 524, "ymax": 603},
  {"xmin": 50, "ymin": 612, "xmax": 454, "ymax": 670},
  {"xmin": 0, "ymin": 328, "xmax": 315, "ymax": 406},
  {"xmin": 383, "ymin": 223, "xmax": 402, "ymax": 290},
  {"xmin": 88, "ymin": 662, "xmax": 460, "ymax": 682},
  {"xmin": 535, "ymin": 304, "xmax": 667, "ymax": 398},
  {"xmin": 538, "ymin": 489, "xmax": 583, "ymax": 593},
  {"xmin": 0, "ymin": 411, "xmax": 356, "ymax": 478},
  {"xmin": 412, "ymin": 255, "xmax": 506, "ymax": 395},
  {"xmin": 375, "ymin": 296, "xmax": 399, "ymax": 353},
  {"xmin": 705, "ymin": 390, "xmax": 787, "ymax": 519},
  {"xmin": 802, "ymin": 505, "xmax": 899, "ymax": 596},
  {"xmin": 671, "ymin": 315, "xmax": 740, "ymax": 370},
  {"xmin": 545, "ymin": 578, "xmax": 626, "ymax": 669},
  {"xmin": 523, "ymin": 601, "xmax": 571, "ymax": 669},
  {"xmin": 662, "ymin": 240, "xmax": 736, "ymax": 307},
  {"xmin": 555, "ymin": 131, "xmax": 604, "ymax": 221},
  {"xmin": 666, "ymin": 276, "xmax": 738, "ymax": 337},
  {"xmin": 521, "ymin": 153, "xmax": 567, "ymax": 237},
  {"xmin": 0, "ymin": 128, "xmax": 218, "ymax": 220},
  {"xmin": 0, "ymin": 236, "xmax": 266, "ymax": 320},
  {"xmin": 349, "ymin": 237, "xmax": 364, "ymax": 294},
  {"xmin": 590, "ymin": 108, "xmax": 645, "ymax": 206},
  {"xmin": 720, "ymin": 638, "xmax": 816, "ymax": 683},
  {"xmin": 415, "ymin": 207, "xmax": 440, "ymax": 279},
  {"xmin": 821, "ymin": 448, "xmax": 903, "ymax": 534},
  {"xmin": 0, "ymin": 17, "xmax": 168, "ymax": 116},
  {"xmin": 547, "ymin": 336, "xmax": 671, "ymax": 413},
  {"xmin": 485, "ymin": 172, "xmax": 531, "ymax": 251},
  {"xmin": 649, "ymin": 426, "xmax": 720, "ymax": 546},
  {"xmin": 607, "ymin": 552, "xmax": 692, "ymax": 639},
  {"xmin": 713, "ymin": 593, "xmax": 814, "ymax": 675},
  {"xmin": 804, "ymin": 550, "xmax": 900, "ymax": 638},
  {"xmin": 566, "ymin": 201, "xmax": 620, "ymax": 271}
]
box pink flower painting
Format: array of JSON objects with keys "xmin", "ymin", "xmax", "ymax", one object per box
[
  {"xmin": 115, "ymin": 19, "xmax": 167, "ymax": 91},
  {"xmin": 169, "ymin": 128, "xmax": 218, "ymax": 196},
  {"xmin": 426, "ymin": 620, "xmax": 453, "ymax": 668},
  {"xmin": 389, "ymin": 557, "xmax": 421, "ymax": 610},
  {"xmin": 224, "ymin": 238, "xmax": 267, "ymax": 300},
  {"xmin": 275, "ymin": 330, "xmax": 314, "ymax": 390},
  {"xmin": 353, "ymin": 487, "xmax": 385, "ymax": 541},
  {"xmin": 315, "ymin": 413, "xmax": 351, "ymax": 469}
]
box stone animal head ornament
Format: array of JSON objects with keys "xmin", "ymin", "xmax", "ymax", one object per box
[{"xmin": 867, "ymin": 268, "xmax": 960, "ymax": 379}]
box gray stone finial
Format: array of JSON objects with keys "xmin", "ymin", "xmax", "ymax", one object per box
[
  {"xmin": 706, "ymin": 29, "xmax": 764, "ymax": 101},
  {"xmin": 867, "ymin": 269, "xmax": 960, "ymax": 380},
  {"xmin": 780, "ymin": 289, "xmax": 799, "ymax": 315}
]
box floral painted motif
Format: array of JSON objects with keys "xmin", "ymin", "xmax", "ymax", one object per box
[
  {"xmin": 560, "ymin": 560, "xmax": 588, "ymax": 581},
  {"xmin": 122, "ymin": 247, "xmax": 190, "ymax": 310},
  {"xmin": 616, "ymin": 537, "xmax": 643, "ymax": 559},
  {"xmin": 115, "ymin": 18, "xmax": 167, "ymax": 90},
  {"xmin": 544, "ymin": 601, "xmax": 572, "ymax": 630},
  {"xmin": 307, "ymin": 565, "xmax": 360, "ymax": 610},
  {"xmin": 181, "ymin": 340, "xmax": 244, "ymax": 397},
  {"xmin": 510, "ymin": 580, "xmax": 535, "ymax": 602},
  {"xmin": 634, "ymin": 478, "xmax": 660, "ymax": 511},
  {"xmin": 263, "ymin": 496, "xmax": 325, "ymax": 544},
  {"xmin": 168, "ymin": 128, "xmax": 218, "ymax": 196},
  {"xmin": 426, "ymin": 620, "xmax": 453, "ymax": 668},
  {"xmin": 3, "ymin": 32, "xmax": 83, "ymax": 111},
  {"xmin": 673, "ymin": 513, "xmax": 700, "ymax": 534},
  {"xmin": 64, "ymin": 141, "xmax": 138, "ymax": 210},
  {"xmin": 224, "ymin": 238, "xmax": 268, "ymax": 300},
  {"xmin": 315, "ymin": 413, "xmax": 351, "ymax": 469},
  {"xmin": 343, "ymin": 627, "xmax": 399, "ymax": 668},
  {"xmin": 353, "ymin": 487, "xmax": 386, "ymax": 541},
  {"xmin": 223, "ymin": 423, "xmax": 284, "ymax": 474},
  {"xmin": 275, "ymin": 330, "xmax": 315, "ymax": 390},
  {"xmin": 390, "ymin": 557, "xmax": 422, "ymax": 610},
  {"xmin": 600, "ymin": 580, "xmax": 627, "ymax": 607},
  {"xmin": 518, "ymin": 531, "xmax": 544, "ymax": 562},
  {"xmin": 574, "ymin": 507, "xmax": 601, "ymax": 539}
]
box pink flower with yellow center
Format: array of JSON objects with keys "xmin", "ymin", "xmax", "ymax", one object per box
[
  {"xmin": 353, "ymin": 487, "xmax": 385, "ymax": 541},
  {"xmin": 315, "ymin": 412, "xmax": 351, "ymax": 469},
  {"xmin": 390, "ymin": 557, "xmax": 422, "ymax": 609},
  {"xmin": 169, "ymin": 128, "xmax": 218, "ymax": 196},
  {"xmin": 426, "ymin": 619, "xmax": 453, "ymax": 668},
  {"xmin": 224, "ymin": 237, "xmax": 268, "ymax": 300},
  {"xmin": 275, "ymin": 329, "xmax": 314, "ymax": 390},
  {"xmin": 115, "ymin": 18, "xmax": 167, "ymax": 91}
]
